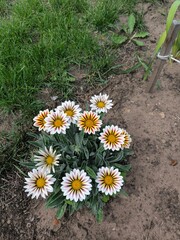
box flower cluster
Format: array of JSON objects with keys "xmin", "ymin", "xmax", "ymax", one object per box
[{"xmin": 23, "ymin": 93, "xmax": 132, "ymax": 221}]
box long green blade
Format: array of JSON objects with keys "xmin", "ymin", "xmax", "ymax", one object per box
[{"xmin": 166, "ymin": 0, "xmax": 180, "ymax": 33}]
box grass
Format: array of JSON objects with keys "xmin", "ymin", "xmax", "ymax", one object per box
[{"xmin": 0, "ymin": 0, "xmax": 146, "ymax": 175}]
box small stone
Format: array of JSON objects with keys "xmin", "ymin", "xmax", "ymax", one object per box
[
  {"xmin": 7, "ymin": 219, "xmax": 11, "ymax": 224},
  {"xmin": 159, "ymin": 112, "xmax": 165, "ymax": 119}
]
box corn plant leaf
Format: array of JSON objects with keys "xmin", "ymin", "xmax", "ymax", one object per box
[
  {"xmin": 155, "ymin": 31, "xmax": 167, "ymax": 54},
  {"xmin": 128, "ymin": 14, "xmax": 136, "ymax": 34},
  {"xmin": 166, "ymin": 0, "xmax": 180, "ymax": 33},
  {"xmin": 111, "ymin": 34, "xmax": 128, "ymax": 45},
  {"xmin": 133, "ymin": 39, "xmax": 144, "ymax": 46},
  {"xmin": 134, "ymin": 32, "xmax": 149, "ymax": 38}
]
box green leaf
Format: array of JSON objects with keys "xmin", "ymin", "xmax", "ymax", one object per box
[
  {"xmin": 155, "ymin": 30, "xmax": 166, "ymax": 54},
  {"xmin": 120, "ymin": 189, "xmax": 128, "ymax": 197},
  {"xmin": 56, "ymin": 203, "xmax": 67, "ymax": 219},
  {"xmin": 65, "ymin": 200, "xmax": 74, "ymax": 205},
  {"xmin": 83, "ymin": 147, "xmax": 89, "ymax": 160},
  {"xmin": 96, "ymin": 208, "xmax": 103, "ymax": 223},
  {"xmin": 86, "ymin": 166, "xmax": 96, "ymax": 179},
  {"xmin": 114, "ymin": 163, "xmax": 131, "ymax": 172},
  {"xmin": 102, "ymin": 194, "xmax": 110, "ymax": 203},
  {"xmin": 19, "ymin": 161, "xmax": 35, "ymax": 169},
  {"xmin": 133, "ymin": 39, "xmax": 144, "ymax": 46},
  {"xmin": 108, "ymin": 150, "xmax": 124, "ymax": 163},
  {"xmin": 111, "ymin": 34, "xmax": 128, "ymax": 45},
  {"xmin": 128, "ymin": 14, "xmax": 136, "ymax": 34},
  {"xmin": 134, "ymin": 32, "xmax": 149, "ymax": 38},
  {"xmin": 46, "ymin": 193, "xmax": 64, "ymax": 208},
  {"xmin": 166, "ymin": 0, "xmax": 180, "ymax": 33}
]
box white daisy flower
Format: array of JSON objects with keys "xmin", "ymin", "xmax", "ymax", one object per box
[
  {"xmin": 33, "ymin": 109, "xmax": 50, "ymax": 131},
  {"xmin": 24, "ymin": 168, "xmax": 56, "ymax": 199},
  {"xmin": 77, "ymin": 111, "xmax": 102, "ymax": 134},
  {"xmin": 96, "ymin": 167, "xmax": 124, "ymax": 195},
  {"xmin": 121, "ymin": 129, "xmax": 132, "ymax": 149},
  {"xmin": 34, "ymin": 146, "xmax": 61, "ymax": 173},
  {"xmin": 61, "ymin": 169, "xmax": 92, "ymax": 202},
  {"xmin": 90, "ymin": 93, "xmax": 113, "ymax": 113},
  {"xmin": 99, "ymin": 125, "xmax": 125, "ymax": 151},
  {"xmin": 44, "ymin": 111, "xmax": 70, "ymax": 134},
  {"xmin": 55, "ymin": 100, "xmax": 82, "ymax": 124}
]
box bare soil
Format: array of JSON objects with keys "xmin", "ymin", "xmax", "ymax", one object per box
[{"xmin": 1, "ymin": 2, "xmax": 180, "ymax": 240}]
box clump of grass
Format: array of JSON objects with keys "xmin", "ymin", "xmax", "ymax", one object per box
[
  {"xmin": 0, "ymin": 0, "xmax": 144, "ymax": 176},
  {"xmin": 0, "ymin": 0, "xmax": 111, "ymax": 114},
  {"xmin": 88, "ymin": 0, "xmax": 138, "ymax": 31}
]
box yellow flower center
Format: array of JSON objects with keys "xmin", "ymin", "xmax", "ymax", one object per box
[
  {"xmin": 36, "ymin": 178, "xmax": 45, "ymax": 188},
  {"xmin": 46, "ymin": 156, "xmax": 54, "ymax": 165},
  {"xmin": 85, "ymin": 119, "xmax": 94, "ymax": 127},
  {"xmin": 108, "ymin": 134, "xmax": 116, "ymax": 143},
  {"xmin": 54, "ymin": 119, "xmax": 63, "ymax": 127},
  {"xmin": 97, "ymin": 101, "xmax": 105, "ymax": 108},
  {"xmin": 65, "ymin": 109, "xmax": 74, "ymax": 117},
  {"xmin": 104, "ymin": 175, "xmax": 113, "ymax": 185},
  {"xmin": 72, "ymin": 179, "xmax": 82, "ymax": 190}
]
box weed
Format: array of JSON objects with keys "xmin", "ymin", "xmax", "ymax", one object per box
[{"xmin": 111, "ymin": 14, "xmax": 149, "ymax": 47}]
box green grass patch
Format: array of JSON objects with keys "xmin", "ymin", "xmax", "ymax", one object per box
[{"xmin": 0, "ymin": 0, "xmax": 146, "ymax": 175}]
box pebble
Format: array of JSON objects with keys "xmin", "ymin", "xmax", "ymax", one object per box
[{"xmin": 159, "ymin": 112, "xmax": 165, "ymax": 119}]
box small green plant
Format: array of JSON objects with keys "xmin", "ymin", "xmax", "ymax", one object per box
[
  {"xmin": 155, "ymin": 0, "xmax": 180, "ymax": 60},
  {"xmin": 111, "ymin": 14, "xmax": 149, "ymax": 46},
  {"xmin": 21, "ymin": 93, "xmax": 133, "ymax": 222}
]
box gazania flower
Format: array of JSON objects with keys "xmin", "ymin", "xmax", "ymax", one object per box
[
  {"xmin": 55, "ymin": 100, "xmax": 82, "ymax": 124},
  {"xmin": 34, "ymin": 146, "xmax": 61, "ymax": 173},
  {"xmin": 44, "ymin": 111, "xmax": 70, "ymax": 134},
  {"xmin": 90, "ymin": 93, "xmax": 113, "ymax": 113},
  {"xmin": 96, "ymin": 167, "xmax": 124, "ymax": 195},
  {"xmin": 77, "ymin": 111, "xmax": 102, "ymax": 134},
  {"xmin": 121, "ymin": 129, "xmax": 132, "ymax": 149},
  {"xmin": 24, "ymin": 168, "xmax": 56, "ymax": 199},
  {"xmin": 33, "ymin": 109, "xmax": 50, "ymax": 131},
  {"xmin": 61, "ymin": 169, "xmax": 92, "ymax": 202},
  {"xmin": 99, "ymin": 125, "xmax": 125, "ymax": 151}
]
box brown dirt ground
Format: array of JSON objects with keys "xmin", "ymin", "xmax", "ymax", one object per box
[{"xmin": 1, "ymin": 1, "xmax": 180, "ymax": 240}]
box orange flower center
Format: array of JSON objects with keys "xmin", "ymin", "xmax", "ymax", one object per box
[
  {"xmin": 65, "ymin": 109, "xmax": 74, "ymax": 117},
  {"xmin": 72, "ymin": 180, "xmax": 82, "ymax": 190},
  {"xmin": 36, "ymin": 178, "xmax": 45, "ymax": 188},
  {"xmin": 104, "ymin": 175, "xmax": 113, "ymax": 185},
  {"xmin": 85, "ymin": 119, "xmax": 94, "ymax": 127},
  {"xmin": 97, "ymin": 101, "xmax": 105, "ymax": 108},
  {"xmin": 108, "ymin": 134, "xmax": 116, "ymax": 143},
  {"xmin": 54, "ymin": 119, "xmax": 63, "ymax": 127},
  {"xmin": 46, "ymin": 156, "xmax": 54, "ymax": 165}
]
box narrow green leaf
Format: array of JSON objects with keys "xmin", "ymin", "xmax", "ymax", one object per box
[
  {"xmin": 86, "ymin": 166, "xmax": 96, "ymax": 179},
  {"xmin": 134, "ymin": 32, "xmax": 149, "ymax": 38},
  {"xmin": 155, "ymin": 31, "xmax": 166, "ymax": 54},
  {"xmin": 120, "ymin": 189, "xmax": 128, "ymax": 197},
  {"xmin": 166, "ymin": 0, "xmax": 180, "ymax": 33},
  {"xmin": 19, "ymin": 161, "xmax": 35, "ymax": 169},
  {"xmin": 111, "ymin": 34, "xmax": 128, "ymax": 45},
  {"xmin": 96, "ymin": 208, "xmax": 103, "ymax": 223},
  {"xmin": 83, "ymin": 147, "xmax": 89, "ymax": 160},
  {"xmin": 128, "ymin": 14, "xmax": 136, "ymax": 34},
  {"xmin": 108, "ymin": 150, "xmax": 124, "ymax": 163},
  {"xmin": 114, "ymin": 163, "xmax": 131, "ymax": 172},
  {"xmin": 13, "ymin": 164, "xmax": 26, "ymax": 176},
  {"xmin": 133, "ymin": 39, "xmax": 144, "ymax": 46},
  {"xmin": 66, "ymin": 200, "xmax": 74, "ymax": 205},
  {"xmin": 56, "ymin": 203, "xmax": 67, "ymax": 219}
]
